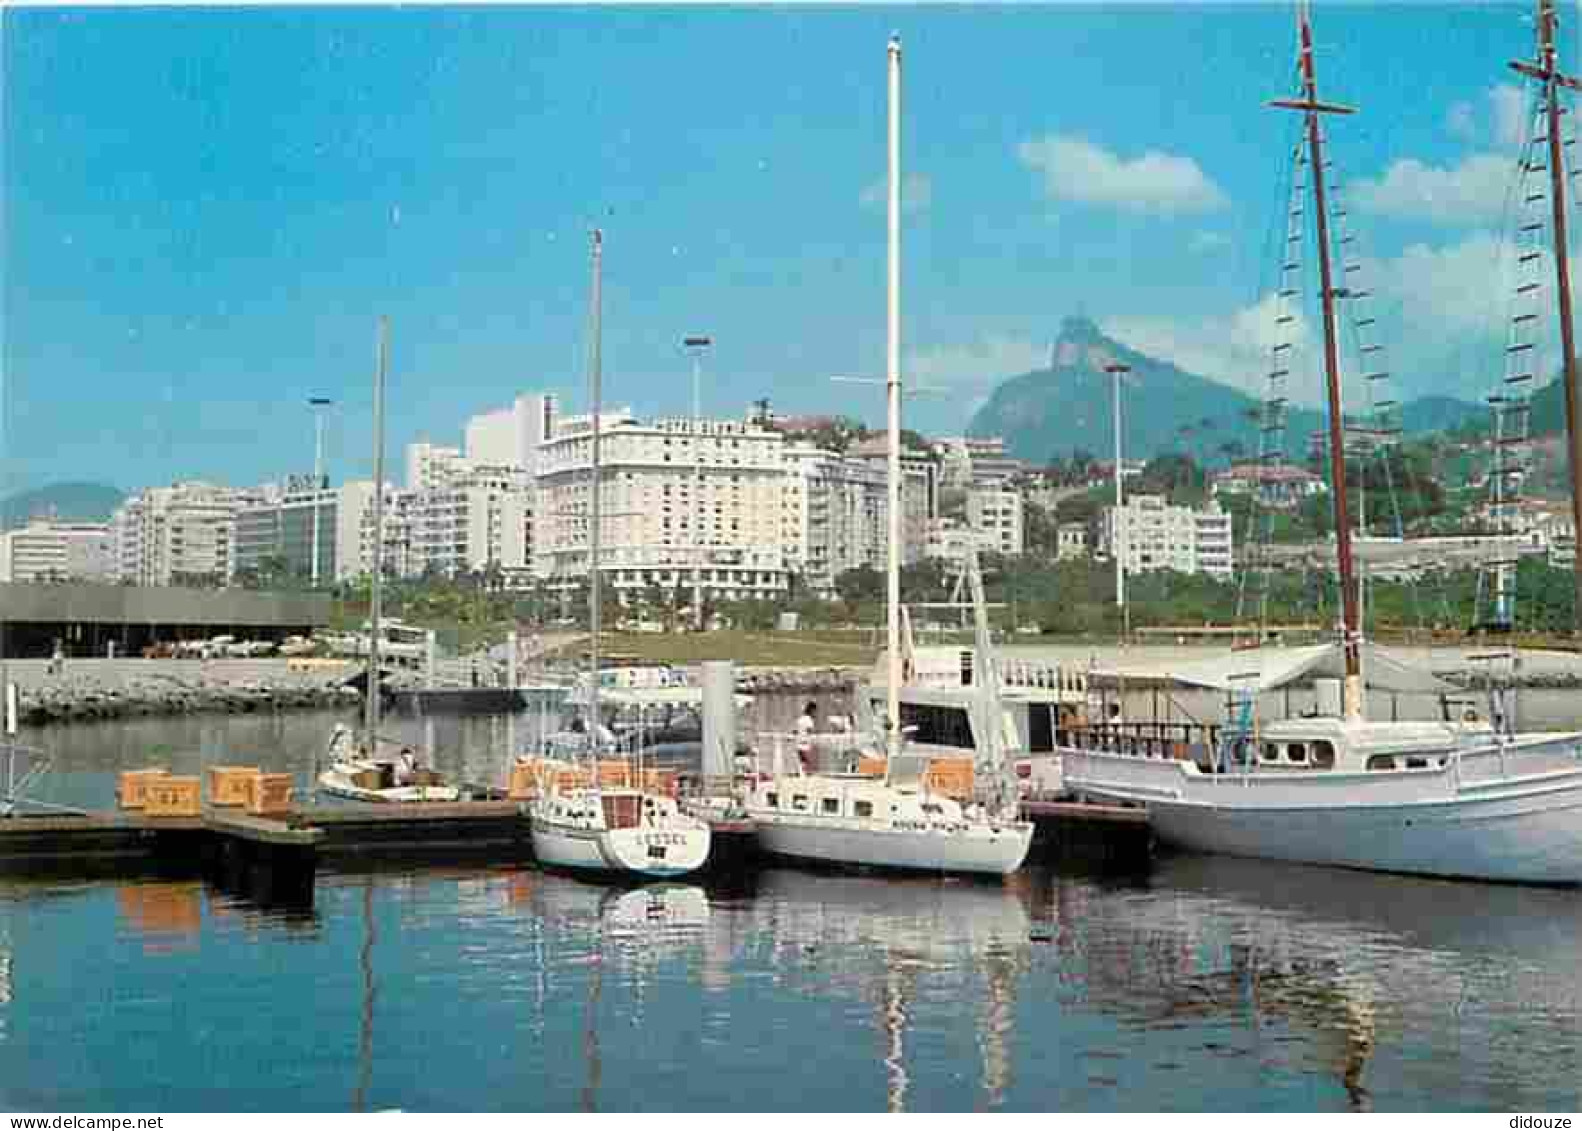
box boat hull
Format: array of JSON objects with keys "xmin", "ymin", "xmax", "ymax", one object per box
[
  {"xmin": 751, "ymin": 815, "xmax": 1032, "ymax": 876},
  {"xmin": 530, "ymin": 818, "xmax": 711, "ymax": 879},
  {"xmin": 1063, "ymin": 748, "xmax": 1582, "ymax": 884},
  {"xmin": 317, "ymin": 772, "xmax": 460, "ymax": 804}
]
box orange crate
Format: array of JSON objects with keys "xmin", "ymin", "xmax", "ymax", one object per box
[
  {"xmin": 117, "ymin": 768, "xmax": 170, "ymax": 810},
  {"xmin": 855, "ymin": 756, "xmax": 887, "ymax": 777},
  {"xmin": 640, "ymin": 768, "xmax": 679, "ymax": 797},
  {"xmin": 207, "ymin": 766, "xmax": 260, "ymax": 807},
  {"xmin": 245, "ymin": 773, "xmax": 293, "ymax": 817},
  {"xmin": 507, "ymin": 761, "xmax": 542, "ymax": 801},
  {"xmin": 143, "ymin": 775, "xmax": 202, "ymax": 818},
  {"xmin": 596, "ymin": 760, "xmax": 634, "ymax": 788}
]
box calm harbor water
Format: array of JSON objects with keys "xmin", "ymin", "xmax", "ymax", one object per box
[{"xmin": 2, "ymin": 701, "xmax": 1580, "ymax": 1111}]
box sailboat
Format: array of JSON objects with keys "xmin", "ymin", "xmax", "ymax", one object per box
[
  {"xmin": 319, "ymin": 319, "xmax": 458, "ymax": 804},
  {"xmin": 526, "ymin": 230, "xmax": 712, "ymax": 879},
  {"xmin": 1058, "ymin": 3, "xmax": 1582, "ymax": 885},
  {"xmin": 742, "ymin": 36, "xmax": 1033, "ymax": 877}
]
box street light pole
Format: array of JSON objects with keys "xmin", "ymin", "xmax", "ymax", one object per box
[
  {"xmin": 683, "ymin": 334, "xmax": 712, "ymax": 631},
  {"xmin": 309, "ymin": 396, "xmax": 334, "ymax": 588}
]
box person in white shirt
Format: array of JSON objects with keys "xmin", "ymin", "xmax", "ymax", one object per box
[{"xmin": 794, "ymin": 701, "xmax": 817, "ymax": 772}]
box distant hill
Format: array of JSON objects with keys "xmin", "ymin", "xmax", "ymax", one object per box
[
  {"xmin": 1, "ymin": 482, "xmax": 124, "ymax": 529},
  {"xmin": 967, "ymin": 316, "xmax": 1483, "ymax": 464}
]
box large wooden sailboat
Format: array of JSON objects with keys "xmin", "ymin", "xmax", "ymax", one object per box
[
  {"xmin": 743, "ymin": 37, "xmax": 1033, "ymax": 877},
  {"xmin": 1058, "ymin": 2, "xmax": 1582, "ymax": 885},
  {"xmin": 527, "ymin": 231, "xmax": 712, "ymax": 879}
]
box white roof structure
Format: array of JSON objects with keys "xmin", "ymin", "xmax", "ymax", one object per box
[{"xmin": 1093, "ymin": 641, "xmax": 1453, "ymax": 695}]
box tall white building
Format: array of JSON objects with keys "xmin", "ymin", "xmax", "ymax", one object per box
[
  {"xmin": 966, "ymin": 483, "xmax": 1024, "ymax": 558},
  {"xmin": 781, "ymin": 444, "xmax": 887, "ymax": 594},
  {"xmin": 0, "ymin": 520, "xmax": 114, "ymax": 583},
  {"xmin": 536, "ymin": 415, "xmax": 786, "ymax": 604},
  {"xmin": 406, "ymin": 465, "xmax": 533, "ymax": 583},
  {"xmin": 1103, "ymin": 494, "xmax": 1234, "ymax": 580},
  {"xmin": 849, "ymin": 439, "xmax": 939, "ymax": 565},
  {"xmin": 404, "ymin": 441, "xmax": 468, "ymax": 492},
  {"xmin": 110, "ymin": 482, "xmax": 265, "ymax": 587},
  {"xmin": 464, "ymin": 393, "xmax": 558, "ymax": 475}
]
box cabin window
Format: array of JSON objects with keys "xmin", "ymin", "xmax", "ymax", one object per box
[
  {"xmin": 1311, "ymin": 741, "xmax": 1336, "ymax": 769},
  {"xmin": 821, "ymin": 798, "xmax": 840, "ymax": 815},
  {"xmin": 766, "ymin": 792, "xmax": 779, "ymax": 808},
  {"xmin": 792, "ymin": 794, "xmax": 809, "ymax": 811},
  {"xmin": 1366, "ymin": 755, "xmax": 1396, "ymax": 771},
  {"xmin": 1261, "ymin": 743, "xmax": 1280, "ymax": 763},
  {"xmin": 1286, "ymin": 743, "xmax": 1307, "ymax": 763},
  {"xmin": 922, "ymin": 803, "xmax": 943, "ymax": 815},
  {"xmin": 1406, "ymin": 756, "xmax": 1428, "ymax": 769},
  {"xmin": 854, "ymin": 801, "xmax": 874, "ymax": 818}
]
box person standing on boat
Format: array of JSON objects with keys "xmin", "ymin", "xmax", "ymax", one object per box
[{"xmin": 795, "ymin": 700, "xmax": 817, "ymax": 772}]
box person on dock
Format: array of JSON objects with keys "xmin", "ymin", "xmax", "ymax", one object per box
[{"xmin": 795, "ymin": 701, "xmax": 817, "ymax": 772}]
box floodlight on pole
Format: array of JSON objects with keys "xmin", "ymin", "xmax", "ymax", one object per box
[
  {"xmin": 683, "ymin": 334, "xmax": 713, "ymax": 630},
  {"xmin": 308, "ymin": 396, "xmax": 334, "ymax": 588}
]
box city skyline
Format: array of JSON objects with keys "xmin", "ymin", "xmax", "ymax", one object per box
[{"xmin": 3, "ymin": 3, "xmax": 1571, "ymax": 492}]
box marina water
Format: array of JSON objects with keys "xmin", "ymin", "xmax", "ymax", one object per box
[{"xmin": 2, "ymin": 701, "xmax": 1580, "ymax": 1111}]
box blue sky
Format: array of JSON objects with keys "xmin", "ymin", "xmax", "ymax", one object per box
[{"xmin": 2, "ymin": 2, "xmax": 1574, "ymax": 493}]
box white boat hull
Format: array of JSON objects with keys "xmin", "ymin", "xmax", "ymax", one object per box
[
  {"xmin": 752, "ymin": 814, "xmax": 1032, "ymax": 876},
  {"xmin": 531, "ymin": 818, "xmax": 711, "ymax": 878},
  {"xmin": 317, "ymin": 771, "xmax": 460, "ymax": 804},
  {"xmin": 1064, "ymin": 746, "xmax": 1582, "ymax": 884}
]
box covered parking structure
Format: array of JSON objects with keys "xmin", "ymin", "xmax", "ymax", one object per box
[{"xmin": 0, "ymin": 583, "xmax": 331, "ymax": 658}]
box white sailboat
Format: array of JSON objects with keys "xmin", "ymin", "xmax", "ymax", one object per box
[
  {"xmin": 743, "ymin": 36, "xmax": 1033, "ymax": 877},
  {"xmin": 527, "ymin": 230, "xmax": 711, "ymax": 879},
  {"xmin": 319, "ymin": 319, "xmax": 458, "ymax": 804},
  {"xmin": 1058, "ymin": 3, "xmax": 1582, "ymax": 885}
]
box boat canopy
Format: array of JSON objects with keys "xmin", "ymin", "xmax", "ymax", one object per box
[{"xmin": 1093, "ymin": 641, "xmax": 1453, "ymax": 695}]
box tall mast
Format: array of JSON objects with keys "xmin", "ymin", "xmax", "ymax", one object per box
[
  {"xmin": 365, "ymin": 317, "xmax": 388, "ymax": 742},
  {"xmin": 1511, "ymin": 0, "xmax": 1582, "ymax": 633},
  {"xmin": 885, "ymin": 34, "xmax": 903, "ymax": 760},
  {"xmin": 1271, "ymin": 4, "xmax": 1361, "ymax": 716},
  {"xmin": 588, "ymin": 229, "xmax": 604, "ymax": 753}
]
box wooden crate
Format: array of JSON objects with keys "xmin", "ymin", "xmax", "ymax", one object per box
[
  {"xmin": 245, "ymin": 773, "xmax": 293, "ymax": 817},
  {"xmin": 206, "ymin": 766, "xmax": 260, "ymax": 807},
  {"xmin": 143, "ymin": 775, "xmax": 202, "ymax": 818},
  {"xmin": 117, "ymin": 768, "xmax": 170, "ymax": 810},
  {"xmin": 507, "ymin": 761, "xmax": 540, "ymax": 801},
  {"xmin": 855, "ymin": 756, "xmax": 887, "ymax": 778},
  {"xmin": 640, "ymin": 768, "xmax": 679, "ymax": 798}
]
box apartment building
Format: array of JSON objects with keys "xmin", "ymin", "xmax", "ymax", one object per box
[
  {"xmin": 233, "ymin": 479, "xmax": 397, "ymax": 585},
  {"xmin": 464, "ymin": 393, "xmax": 558, "ymax": 475},
  {"xmin": 406, "ymin": 465, "xmax": 533, "ymax": 582},
  {"xmin": 404, "ymin": 442, "xmax": 468, "ymax": 492},
  {"xmin": 848, "ymin": 439, "xmax": 938, "ymax": 566},
  {"xmin": 110, "ymin": 482, "xmax": 265, "ymax": 587},
  {"xmin": 781, "ymin": 444, "xmax": 887, "ymax": 593},
  {"xmin": 1102, "ymin": 494, "xmax": 1234, "ymax": 580},
  {"xmin": 536, "ymin": 415, "xmax": 787, "ymax": 603},
  {"xmin": 966, "ymin": 483, "xmax": 1024, "ymax": 558},
  {"xmin": 0, "ymin": 519, "xmax": 114, "ymax": 583}
]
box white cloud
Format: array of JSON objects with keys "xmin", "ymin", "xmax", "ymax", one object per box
[
  {"xmin": 1364, "ymin": 232, "xmax": 1510, "ymax": 338},
  {"xmin": 1349, "ymin": 153, "xmax": 1513, "ymax": 225},
  {"xmin": 1017, "ymin": 134, "xmax": 1227, "ymax": 215},
  {"xmin": 1490, "ymin": 83, "xmax": 1529, "ymax": 148},
  {"xmin": 1102, "ymin": 295, "xmax": 1316, "ymax": 401},
  {"xmin": 860, "ymin": 172, "xmax": 933, "ymax": 214},
  {"xmin": 905, "ymin": 336, "xmax": 1048, "ymax": 399}
]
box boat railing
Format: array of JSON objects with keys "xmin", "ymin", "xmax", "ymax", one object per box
[
  {"xmin": 997, "ymin": 660, "xmax": 1087, "ymax": 697},
  {"xmin": 1057, "ymin": 721, "xmax": 1222, "ymax": 764}
]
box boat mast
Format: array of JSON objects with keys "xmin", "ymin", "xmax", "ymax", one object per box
[
  {"xmin": 1271, "ymin": 4, "xmax": 1362, "ymax": 717},
  {"xmin": 365, "ymin": 317, "xmax": 388, "ymax": 742},
  {"xmin": 1511, "ymin": 0, "xmax": 1582, "ymax": 634},
  {"xmin": 885, "ymin": 34, "xmax": 903, "ymax": 761},
  {"xmin": 587, "ymin": 229, "xmax": 605, "ymax": 757}
]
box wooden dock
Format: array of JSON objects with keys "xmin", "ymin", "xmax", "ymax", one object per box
[{"xmin": 0, "ymin": 796, "xmax": 1149, "ymax": 892}]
